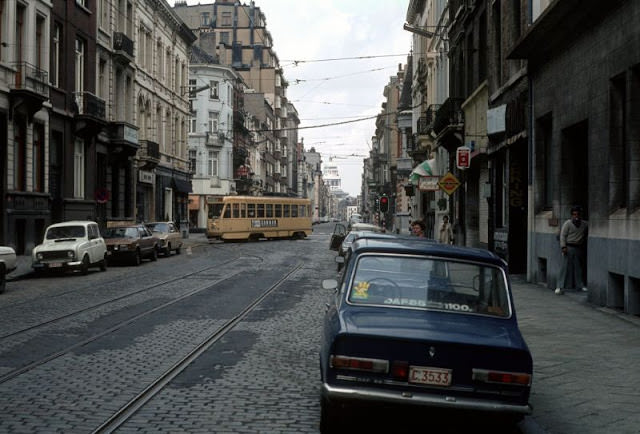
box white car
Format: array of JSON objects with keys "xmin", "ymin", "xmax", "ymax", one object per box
[
  {"xmin": 0, "ymin": 246, "xmax": 17, "ymax": 294},
  {"xmin": 32, "ymin": 221, "xmax": 108, "ymax": 275}
]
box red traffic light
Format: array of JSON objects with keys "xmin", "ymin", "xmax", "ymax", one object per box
[{"xmin": 379, "ymin": 195, "xmax": 389, "ymax": 213}]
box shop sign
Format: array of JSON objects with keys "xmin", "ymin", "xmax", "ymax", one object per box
[
  {"xmin": 419, "ymin": 176, "xmax": 440, "ymax": 191},
  {"xmin": 139, "ymin": 170, "xmax": 154, "ymax": 184},
  {"xmin": 438, "ymin": 172, "xmax": 461, "ymax": 195}
]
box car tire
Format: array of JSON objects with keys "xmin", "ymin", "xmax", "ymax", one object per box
[
  {"xmin": 320, "ymin": 397, "xmax": 339, "ymax": 434},
  {"xmin": 165, "ymin": 243, "xmax": 171, "ymax": 256},
  {"xmin": 100, "ymin": 254, "xmax": 108, "ymax": 271},
  {"xmin": 80, "ymin": 255, "xmax": 89, "ymax": 275},
  {"xmin": 0, "ymin": 263, "xmax": 6, "ymax": 294},
  {"xmin": 133, "ymin": 250, "xmax": 142, "ymax": 266},
  {"xmin": 150, "ymin": 247, "xmax": 158, "ymax": 261},
  {"xmin": 175, "ymin": 245, "xmax": 181, "ymax": 255}
]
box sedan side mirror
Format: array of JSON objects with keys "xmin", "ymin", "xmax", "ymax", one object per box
[{"xmin": 322, "ymin": 279, "xmax": 338, "ymax": 290}]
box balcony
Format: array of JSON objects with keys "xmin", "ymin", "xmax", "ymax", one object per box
[
  {"xmin": 9, "ymin": 62, "xmax": 49, "ymax": 121},
  {"xmin": 433, "ymin": 98, "xmax": 464, "ymax": 136},
  {"xmin": 138, "ymin": 139, "xmax": 160, "ymax": 170},
  {"xmin": 113, "ymin": 32, "xmax": 134, "ymax": 65},
  {"xmin": 273, "ymin": 149, "xmax": 281, "ymax": 160},
  {"xmin": 109, "ymin": 121, "xmax": 139, "ymax": 158},
  {"xmin": 206, "ymin": 132, "xmax": 224, "ymax": 147},
  {"xmin": 74, "ymin": 91, "xmax": 107, "ymax": 137}
]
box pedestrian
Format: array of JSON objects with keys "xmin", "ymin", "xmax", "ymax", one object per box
[
  {"xmin": 555, "ymin": 206, "xmax": 588, "ymax": 295},
  {"xmin": 411, "ymin": 220, "xmax": 426, "ymax": 238},
  {"xmin": 438, "ymin": 215, "xmax": 453, "ymax": 244}
]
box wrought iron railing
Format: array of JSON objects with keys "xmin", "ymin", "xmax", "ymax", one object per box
[
  {"xmin": 74, "ymin": 91, "xmax": 106, "ymax": 118},
  {"xmin": 113, "ymin": 32, "xmax": 134, "ymax": 57},
  {"xmin": 12, "ymin": 62, "xmax": 49, "ymax": 96}
]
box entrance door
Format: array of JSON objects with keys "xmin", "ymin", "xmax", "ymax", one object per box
[{"xmin": 508, "ymin": 141, "xmax": 528, "ymax": 274}]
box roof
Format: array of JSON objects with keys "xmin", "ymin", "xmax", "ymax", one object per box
[{"xmin": 350, "ymin": 237, "xmax": 506, "ymax": 267}]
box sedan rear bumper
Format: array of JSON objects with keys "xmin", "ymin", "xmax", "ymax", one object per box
[{"xmin": 322, "ymin": 382, "xmax": 532, "ymax": 415}]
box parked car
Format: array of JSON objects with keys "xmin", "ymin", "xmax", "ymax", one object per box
[
  {"xmin": 146, "ymin": 221, "xmax": 183, "ymax": 256},
  {"xmin": 103, "ymin": 224, "xmax": 159, "ymax": 265},
  {"xmin": 32, "ymin": 221, "xmax": 108, "ymax": 275},
  {"xmin": 329, "ymin": 222, "xmax": 385, "ymax": 253},
  {"xmin": 319, "ymin": 237, "xmax": 533, "ymax": 432},
  {"xmin": 0, "ymin": 246, "xmax": 17, "ymax": 293}
]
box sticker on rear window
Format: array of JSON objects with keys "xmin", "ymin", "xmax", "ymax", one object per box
[{"xmin": 352, "ymin": 281, "xmax": 370, "ymax": 299}]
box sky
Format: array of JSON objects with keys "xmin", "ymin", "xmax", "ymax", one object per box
[{"xmin": 169, "ymin": 0, "xmax": 413, "ymax": 197}]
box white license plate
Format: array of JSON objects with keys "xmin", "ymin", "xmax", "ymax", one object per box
[
  {"xmin": 48, "ymin": 262, "xmax": 62, "ymax": 268},
  {"xmin": 409, "ymin": 366, "xmax": 452, "ymax": 386}
]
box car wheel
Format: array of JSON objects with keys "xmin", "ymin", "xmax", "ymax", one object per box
[
  {"xmin": 133, "ymin": 250, "xmax": 142, "ymax": 266},
  {"xmin": 175, "ymin": 244, "xmax": 181, "ymax": 255},
  {"xmin": 151, "ymin": 247, "xmax": 158, "ymax": 261},
  {"xmin": 165, "ymin": 243, "xmax": 171, "ymax": 256},
  {"xmin": 80, "ymin": 255, "xmax": 89, "ymax": 275},
  {"xmin": 100, "ymin": 254, "xmax": 108, "ymax": 271},
  {"xmin": 0, "ymin": 264, "xmax": 6, "ymax": 294},
  {"xmin": 320, "ymin": 397, "xmax": 339, "ymax": 434}
]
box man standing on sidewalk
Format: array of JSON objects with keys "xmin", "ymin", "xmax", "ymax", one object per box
[{"xmin": 555, "ymin": 206, "xmax": 588, "ymax": 295}]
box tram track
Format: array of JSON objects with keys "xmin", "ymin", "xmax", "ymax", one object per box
[
  {"xmin": 0, "ymin": 256, "xmax": 263, "ymax": 385},
  {"xmin": 0, "ymin": 256, "xmax": 249, "ymax": 341},
  {"xmin": 92, "ymin": 262, "xmax": 304, "ymax": 433}
]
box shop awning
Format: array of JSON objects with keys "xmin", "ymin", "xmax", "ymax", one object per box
[
  {"xmin": 172, "ymin": 178, "xmax": 192, "ymax": 194},
  {"xmin": 409, "ymin": 159, "xmax": 437, "ymax": 184}
]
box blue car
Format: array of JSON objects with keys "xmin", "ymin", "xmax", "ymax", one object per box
[{"xmin": 319, "ymin": 237, "xmax": 533, "ymax": 431}]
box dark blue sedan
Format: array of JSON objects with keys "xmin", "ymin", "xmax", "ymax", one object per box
[{"xmin": 319, "ymin": 237, "xmax": 533, "ymax": 431}]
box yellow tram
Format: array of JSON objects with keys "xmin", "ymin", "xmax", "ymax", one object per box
[{"xmin": 206, "ymin": 195, "xmax": 312, "ymax": 241}]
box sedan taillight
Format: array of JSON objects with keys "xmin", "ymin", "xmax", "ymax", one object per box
[
  {"xmin": 472, "ymin": 369, "xmax": 531, "ymax": 386},
  {"xmin": 330, "ymin": 355, "xmax": 388, "ymax": 374}
]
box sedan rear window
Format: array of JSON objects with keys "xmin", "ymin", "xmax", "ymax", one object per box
[{"xmin": 348, "ymin": 254, "xmax": 510, "ymax": 317}]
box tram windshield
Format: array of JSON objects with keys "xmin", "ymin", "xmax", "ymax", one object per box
[{"xmin": 208, "ymin": 203, "xmax": 225, "ymax": 219}]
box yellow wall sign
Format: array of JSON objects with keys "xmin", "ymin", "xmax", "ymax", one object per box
[{"xmin": 438, "ymin": 172, "xmax": 461, "ymax": 195}]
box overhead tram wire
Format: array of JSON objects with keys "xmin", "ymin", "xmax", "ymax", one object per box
[
  {"xmin": 249, "ymin": 101, "xmax": 422, "ymax": 134},
  {"xmin": 281, "ymin": 53, "xmax": 409, "ymax": 68}
]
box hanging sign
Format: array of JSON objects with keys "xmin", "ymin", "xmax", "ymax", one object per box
[{"xmin": 456, "ymin": 146, "xmax": 471, "ymax": 169}]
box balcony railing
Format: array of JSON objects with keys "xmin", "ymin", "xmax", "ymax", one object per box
[
  {"xmin": 417, "ymin": 104, "xmax": 441, "ymax": 135},
  {"xmin": 113, "ymin": 32, "xmax": 134, "ymax": 63},
  {"xmin": 11, "ymin": 62, "xmax": 49, "ymax": 97},
  {"xmin": 433, "ymin": 98, "xmax": 464, "ymax": 136},
  {"xmin": 139, "ymin": 140, "xmax": 160, "ymax": 160},
  {"xmin": 74, "ymin": 92, "xmax": 106, "ymax": 119}
]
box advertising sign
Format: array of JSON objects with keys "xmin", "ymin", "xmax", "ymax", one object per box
[{"xmin": 456, "ymin": 146, "xmax": 471, "ymax": 169}]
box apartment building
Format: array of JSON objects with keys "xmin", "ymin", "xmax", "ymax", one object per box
[
  {"xmin": 173, "ymin": 0, "xmax": 295, "ymax": 196},
  {"xmin": 0, "ymin": 0, "xmax": 51, "ymax": 253},
  {"xmin": 510, "ymin": 0, "xmax": 640, "ymax": 314}
]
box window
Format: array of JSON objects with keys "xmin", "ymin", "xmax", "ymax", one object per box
[
  {"xmin": 98, "ymin": 0, "xmax": 109, "ymax": 29},
  {"xmin": 220, "ymin": 32, "xmax": 229, "ymax": 45},
  {"xmin": 208, "ymin": 112, "xmax": 218, "ymax": 132},
  {"xmin": 189, "ymin": 78, "xmax": 197, "ymax": 98},
  {"xmin": 209, "ymin": 80, "xmax": 219, "ymax": 99},
  {"xmin": 36, "ymin": 15, "xmax": 45, "ymax": 69},
  {"xmin": 189, "ymin": 114, "xmax": 197, "ymax": 133},
  {"xmin": 189, "ymin": 149, "xmax": 196, "ymax": 173},
  {"xmin": 74, "ymin": 138, "xmax": 85, "ymax": 198},
  {"xmin": 75, "ymin": 37, "xmax": 85, "ymax": 93},
  {"xmin": 157, "ymin": 40, "xmax": 163, "ymax": 78},
  {"xmin": 207, "ymin": 150, "xmax": 218, "ymax": 176},
  {"xmin": 33, "ymin": 123, "xmax": 45, "ymax": 192},
  {"xmin": 221, "ymin": 12, "xmax": 231, "ymax": 26},
  {"xmin": 98, "ymin": 59, "xmax": 107, "ymax": 100},
  {"xmin": 201, "ymin": 12, "xmax": 209, "ymax": 26},
  {"xmin": 52, "ymin": 23, "xmax": 61, "ymax": 88}
]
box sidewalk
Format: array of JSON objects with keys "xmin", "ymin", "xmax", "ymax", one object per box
[
  {"xmin": 7, "ymin": 232, "xmax": 210, "ymax": 282},
  {"xmin": 511, "ymin": 276, "xmax": 640, "ymax": 434}
]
